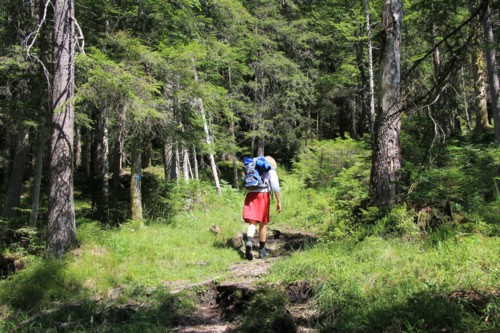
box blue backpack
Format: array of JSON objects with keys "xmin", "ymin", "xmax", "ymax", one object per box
[{"xmin": 242, "ymin": 156, "xmax": 271, "ymax": 189}]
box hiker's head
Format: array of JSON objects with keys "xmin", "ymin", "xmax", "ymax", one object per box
[{"xmin": 265, "ymin": 156, "xmax": 277, "ymax": 170}]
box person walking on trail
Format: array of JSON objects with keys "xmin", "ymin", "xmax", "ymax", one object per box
[{"xmin": 243, "ymin": 155, "xmax": 282, "ymax": 260}]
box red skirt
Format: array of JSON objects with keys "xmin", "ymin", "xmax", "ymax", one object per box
[{"xmin": 243, "ymin": 192, "xmax": 271, "ymax": 224}]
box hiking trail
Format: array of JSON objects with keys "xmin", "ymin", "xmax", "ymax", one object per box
[{"xmin": 167, "ymin": 228, "xmax": 321, "ymax": 333}]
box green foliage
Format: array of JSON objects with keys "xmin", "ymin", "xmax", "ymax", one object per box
[
  {"xmin": 370, "ymin": 204, "xmax": 421, "ymax": 240},
  {"xmin": 292, "ymin": 138, "xmax": 370, "ymax": 188},
  {"xmin": 405, "ymin": 142, "xmax": 500, "ymax": 232}
]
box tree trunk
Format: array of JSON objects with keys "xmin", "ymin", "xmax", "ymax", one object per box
[
  {"xmin": 163, "ymin": 141, "xmax": 180, "ymax": 181},
  {"xmin": 472, "ymin": 44, "xmax": 490, "ymax": 131},
  {"xmin": 30, "ymin": 139, "xmax": 44, "ymax": 227},
  {"xmin": 192, "ymin": 61, "xmax": 221, "ymax": 195},
  {"xmin": 94, "ymin": 109, "xmax": 109, "ymax": 224},
  {"xmin": 365, "ymin": 0, "xmax": 376, "ymax": 133},
  {"xmin": 47, "ymin": 0, "xmax": 77, "ymax": 258},
  {"xmin": 370, "ymin": 0, "xmax": 403, "ymax": 208},
  {"xmin": 2, "ymin": 130, "xmax": 30, "ymax": 218},
  {"xmin": 461, "ymin": 65, "xmax": 473, "ymax": 131},
  {"xmin": 482, "ymin": 2, "xmax": 500, "ymax": 143},
  {"xmin": 84, "ymin": 127, "xmax": 92, "ymax": 177},
  {"xmin": 130, "ymin": 146, "xmax": 143, "ymax": 221},
  {"xmin": 112, "ymin": 137, "xmax": 122, "ymax": 192},
  {"xmin": 192, "ymin": 146, "xmax": 199, "ymax": 180},
  {"xmin": 74, "ymin": 125, "xmax": 82, "ymax": 170},
  {"xmin": 143, "ymin": 139, "xmax": 153, "ymax": 169},
  {"xmin": 182, "ymin": 144, "xmax": 190, "ymax": 182}
]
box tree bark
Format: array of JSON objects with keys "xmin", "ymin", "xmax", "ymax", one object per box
[
  {"xmin": 182, "ymin": 144, "xmax": 190, "ymax": 182},
  {"xmin": 192, "ymin": 146, "xmax": 199, "ymax": 180},
  {"xmin": 365, "ymin": 0, "xmax": 376, "ymax": 133},
  {"xmin": 472, "ymin": 44, "xmax": 490, "ymax": 131},
  {"xmin": 2, "ymin": 130, "xmax": 30, "ymax": 218},
  {"xmin": 74, "ymin": 125, "xmax": 82, "ymax": 170},
  {"xmin": 370, "ymin": 0, "xmax": 403, "ymax": 208},
  {"xmin": 47, "ymin": 0, "xmax": 77, "ymax": 258},
  {"xmin": 30, "ymin": 139, "xmax": 44, "ymax": 227},
  {"xmin": 482, "ymin": 2, "xmax": 500, "ymax": 142},
  {"xmin": 94, "ymin": 108, "xmax": 109, "ymax": 224},
  {"xmin": 130, "ymin": 146, "xmax": 143, "ymax": 221}
]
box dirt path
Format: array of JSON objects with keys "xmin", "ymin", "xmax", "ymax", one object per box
[{"xmin": 168, "ymin": 229, "xmax": 320, "ymax": 333}]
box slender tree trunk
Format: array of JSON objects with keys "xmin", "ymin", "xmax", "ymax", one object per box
[
  {"xmin": 192, "ymin": 61, "xmax": 221, "ymax": 195},
  {"xmin": 182, "ymin": 144, "xmax": 190, "ymax": 182},
  {"xmin": 1, "ymin": 133, "xmax": 11, "ymax": 191},
  {"xmin": 2, "ymin": 130, "xmax": 30, "ymax": 218},
  {"xmin": 257, "ymin": 139, "xmax": 265, "ymax": 157},
  {"xmin": 482, "ymin": 2, "xmax": 500, "ymax": 142},
  {"xmin": 192, "ymin": 146, "xmax": 199, "ymax": 180},
  {"xmin": 47, "ymin": 0, "xmax": 77, "ymax": 258},
  {"xmin": 74, "ymin": 125, "xmax": 82, "ymax": 170},
  {"xmin": 112, "ymin": 137, "xmax": 122, "ymax": 191},
  {"xmin": 84, "ymin": 127, "xmax": 92, "ymax": 177},
  {"xmin": 370, "ymin": 0, "xmax": 403, "ymax": 208},
  {"xmin": 365, "ymin": 0, "xmax": 376, "ymax": 133},
  {"xmin": 30, "ymin": 139, "xmax": 44, "ymax": 226},
  {"xmin": 461, "ymin": 65, "xmax": 473, "ymax": 131},
  {"xmin": 94, "ymin": 109, "xmax": 109, "ymax": 224},
  {"xmin": 130, "ymin": 146, "xmax": 143, "ymax": 221}
]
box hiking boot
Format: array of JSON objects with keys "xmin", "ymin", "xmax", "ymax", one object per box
[
  {"xmin": 245, "ymin": 240, "xmax": 254, "ymax": 260},
  {"xmin": 258, "ymin": 249, "xmax": 268, "ymax": 259}
]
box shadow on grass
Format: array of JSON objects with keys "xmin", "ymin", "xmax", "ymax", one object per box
[
  {"xmin": 319, "ymin": 289, "xmax": 498, "ymax": 332},
  {"xmin": 0, "ymin": 259, "xmax": 196, "ymax": 332}
]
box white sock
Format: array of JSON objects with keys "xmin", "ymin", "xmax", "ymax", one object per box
[{"xmin": 247, "ymin": 224, "xmax": 256, "ymax": 238}]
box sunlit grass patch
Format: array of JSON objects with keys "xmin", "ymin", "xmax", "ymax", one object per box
[{"xmin": 265, "ymin": 234, "xmax": 500, "ymax": 331}]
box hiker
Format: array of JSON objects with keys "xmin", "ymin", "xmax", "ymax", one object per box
[{"xmin": 243, "ymin": 155, "xmax": 282, "ymax": 260}]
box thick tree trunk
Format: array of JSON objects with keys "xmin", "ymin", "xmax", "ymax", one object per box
[
  {"xmin": 370, "ymin": 0, "xmax": 403, "ymax": 208},
  {"xmin": 130, "ymin": 146, "xmax": 143, "ymax": 221},
  {"xmin": 143, "ymin": 139, "xmax": 153, "ymax": 168},
  {"xmin": 30, "ymin": 140, "xmax": 44, "ymax": 226},
  {"xmin": 163, "ymin": 141, "xmax": 180, "ymax": 181},
  {"xmin": 47, "ymin": 0, "xmax": 77, "ymax": 258},
  {"xmin": 482, "ymin": 2, "xmax": 500, "ymax": 143},
  {"xmin": 472, "ymin": 45, "xmax": 490, "ymax": 131},
  {"xmin": 2, "ymin": 130, "xmax": 30, "ymax": 218}
]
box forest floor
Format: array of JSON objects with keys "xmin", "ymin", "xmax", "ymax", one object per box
[{"xmin": 166, "ymin": 228, "xmax": 321, "ymax": 332}]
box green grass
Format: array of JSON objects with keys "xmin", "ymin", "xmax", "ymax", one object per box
[
  {"xmin": 1, "ymin": 168, "xmax": 499, "ymax": 332},
  {"xmin": 0, "ymin": 180, "xmax": 247, "ymax": 330},
  {"xmin": 265, "ymin": 235, "xmax": 500, "ymax": 332}
]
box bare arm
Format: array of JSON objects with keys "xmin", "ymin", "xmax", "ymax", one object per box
[{"xmin": 274, "ymin": 191, "xmax": 282, "ymax": 213}]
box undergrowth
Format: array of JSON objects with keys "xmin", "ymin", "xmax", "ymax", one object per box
[{"xmin": 0, "ymin": 139, "xmax": 498, "ymax": 332}]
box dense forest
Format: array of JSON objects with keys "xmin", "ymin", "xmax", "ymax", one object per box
[{"xmin": 0, "ymin": 0, "xmax": 499, "ymax": 332}]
